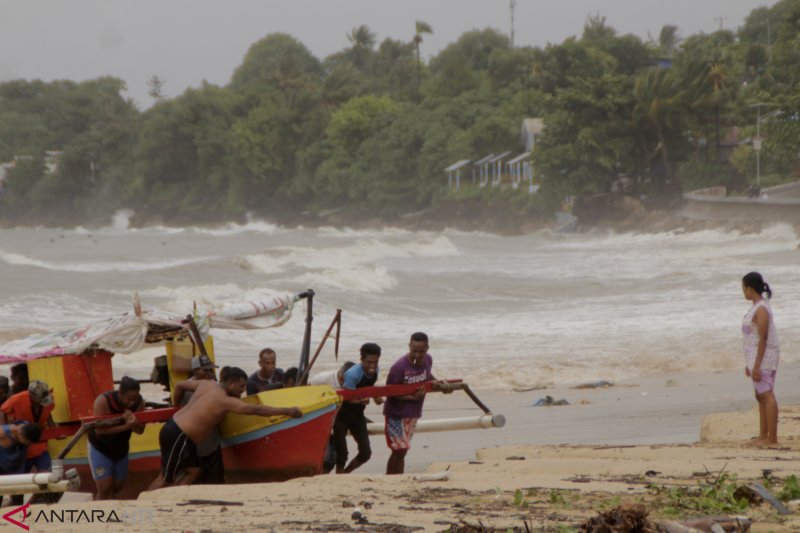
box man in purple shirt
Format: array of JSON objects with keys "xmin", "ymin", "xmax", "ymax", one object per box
[{"xmin": 383, "ymin": 332, "xmax": 436, "ymax": 475}]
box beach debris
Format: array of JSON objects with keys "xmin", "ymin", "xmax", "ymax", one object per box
[
  {"xmin": 411, "ymin": 471, "xmax": 450, "ymax": 482},
  {"xmin": 532, "ymin": 395, "xmax": 570, "ymax": 406},
  {"xmin": 512, "ymin": 385, "xmax": 547, "ymax": 392},
  {"xmin": 505, "ymin": 456, "xmax": 525, "ymax": 461},
  {"xmin": 645, "ymin": 470, "xmax": 660, "ymax": 477},
  {"xmin": 573, "ymin": 380, "xmax": 614, "ymax": 389},
  {"xmin": 358, "ymin": 500, "xmax": 373, "ymax": 510},
  {"xmin": 578, "ymin": 503, "xmax": 657, "ymax": 532},
  {"xmin": 351, "ymin": 508, "xmax": 363, "ymax": 519},
  {"xmin": 655, "ymin": 516, "xmax": 752, "ymax": 532},
  {"xmin": 342, "ymin": 500, "xmax": 355, "ymax": 507},
  {"xmin": 446, "ymin": 520, "xmax": 533, "ymax": 532},
  {"xmin": 175, "ymin": 499, "xmax": 244, "ymax": 507},
  {"xmin": 747, "ymin": 482, "xmax": 791, "ymax": 515}
]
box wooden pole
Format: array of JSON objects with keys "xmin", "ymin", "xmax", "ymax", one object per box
[{"xmin": 298, "ymin": 309, "xmax": 341, "ymax": 385}]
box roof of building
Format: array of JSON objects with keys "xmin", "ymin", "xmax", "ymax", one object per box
[
  {"xmin": 488, "ymin": 151, "xmax": 514, "ymax": 163},
  {"xmin": 506, "ymin": 152, "xmax": 531, "ymax": 165},
  {"xmin": 473, "ymin": 154, "xmax": 496, "ymax": 166},
  {"xmin": 444, "ymin": 159, "xmax": 471, "ymax": 172}
]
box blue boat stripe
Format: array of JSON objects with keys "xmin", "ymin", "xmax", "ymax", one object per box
[{"xmin": 221, "ymin": 402, "xmax": 337, "ymax": 448}]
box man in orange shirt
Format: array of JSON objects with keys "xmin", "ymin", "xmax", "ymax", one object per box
[{"xmin": 0, "ymin": 380, "xmax": 55, "ymax": 474}]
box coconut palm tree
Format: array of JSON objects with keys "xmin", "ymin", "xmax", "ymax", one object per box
[
  {"xmin": 413, "ymin": 20, "xmax": 433, "ymax": 85},
  {"xmin": 346, "ymin": 25, "xmax": 376, "ymax": 70},
  {"xmin": 633, "ymin": 67, "xmax": 684, "ymax": 183}
]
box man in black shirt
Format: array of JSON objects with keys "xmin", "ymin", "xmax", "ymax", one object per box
[
  {"xmin": 88, "ymin": 377, "xmax": 145, "ymax": 500},
  {"xmin": 246, "ymin": 348, "xmax": 284, "ymax": 395}
]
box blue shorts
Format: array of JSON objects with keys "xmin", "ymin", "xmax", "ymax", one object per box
[
  {"xmin": 24, "ymin": 451, "xmax": 51, "ymax": 473},
  {"xmin": 88, "ymin": 444, "xmax": 129, "ymax": 481}
]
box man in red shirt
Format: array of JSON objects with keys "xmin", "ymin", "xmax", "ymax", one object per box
[{"xmin": 1, "ymin": 380, "xmax": 55, "ymax": 474}]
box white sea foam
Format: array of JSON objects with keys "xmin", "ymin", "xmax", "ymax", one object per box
[
  {"xmin": 236, "ymin": 236, "xmax": 460, "ymax": 276},
  {"xmin": 286, "ymin": 265, "xmax": 398, "ymax": 292},
  {"xmin": 0, "ymin": 249, "xmax": 215, "ymax": 272}
]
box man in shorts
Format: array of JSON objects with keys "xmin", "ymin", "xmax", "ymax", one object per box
[
  {"xmin": 383, "ymin": 332, "xmax": 436, "ymax": 475},
  {"xmin": 88, "ymin": 376, "xmax": 146, "ymax": 499},
  {"xmin": 150, "ymin": 367, "xmax": 302, "ymax": 489}
]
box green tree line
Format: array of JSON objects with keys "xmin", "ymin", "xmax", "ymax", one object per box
[{"xmin": 1, "ymin": 1, "xmax": 799, "ymax": 224}]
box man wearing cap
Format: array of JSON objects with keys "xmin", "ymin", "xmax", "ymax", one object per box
[
  {"xmin": 88, "ymin": 376, "xmax": 146, "ymax": 499},
  {"xmin": 0, "ymin": 380, "xmax": 55, "ymax": 475}
]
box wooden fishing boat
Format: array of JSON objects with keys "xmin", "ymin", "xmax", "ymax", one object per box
[{"xmin": 2, "ymin": 290, "xmax": 341, "ymax": 498}]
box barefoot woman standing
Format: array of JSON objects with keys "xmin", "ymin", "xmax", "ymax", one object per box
[{"xmin": 741, "ymin": 272, "xmax": 780, "ymax": 447}]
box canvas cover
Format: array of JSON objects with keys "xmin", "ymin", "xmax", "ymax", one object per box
[{"xmin": 0, "ymin": 293, "xmax": 298, "ymax": 363}]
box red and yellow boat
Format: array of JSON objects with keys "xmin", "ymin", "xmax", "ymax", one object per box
[{"xmin": 2, "ymin": 290, "xmax": 341, "ymax": 499}]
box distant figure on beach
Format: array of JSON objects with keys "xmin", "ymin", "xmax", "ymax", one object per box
[
  {"xmin": 741, "ymin": 272, "xmax": 780, "ymax": 447},
  {"xmin": 310, "ymin": 361, "xmax": 356, "ymax": 473},
  {"xmin": 383, "ymin": 332, "xmax": 438, "ymax": 475},
  {"xmin": 334, "ymin": 344, "xmax": 382, "ymax": 474},
  {"xmin": 88, "ymin": 376, "xmax": 146, "ymax": 499},
  {"xmin": 149, "ymin": 367, "xmax": 302, "ymax": 490},
  {"xmin": 246, "ymin": 348, "xmax": 285, "ymax": 395}
]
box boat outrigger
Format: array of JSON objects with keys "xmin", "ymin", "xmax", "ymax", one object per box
[{"xmin": 0, "ymin": 289, "xmax": 503, "ymax": 500}]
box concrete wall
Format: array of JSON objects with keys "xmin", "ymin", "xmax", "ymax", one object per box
[{"xmin": 682, "ymin": 182, "xmax": 800, "ymax": 222}]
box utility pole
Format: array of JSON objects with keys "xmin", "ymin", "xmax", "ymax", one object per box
[
  {"xmin": 749, "ymin": 103, "xmax": 769, "ymax": 187},
  {"xmin": 714, "ymin": 16, "xmax": 728, "ymax": 31},
  {"xmin": 509, "ymin": 0, "xmax": 516, "ymax": 47}
]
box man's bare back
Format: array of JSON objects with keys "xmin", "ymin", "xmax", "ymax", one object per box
[{"xmin": 173, "ymin": 377, "xmax": 302, "ymax": 444}]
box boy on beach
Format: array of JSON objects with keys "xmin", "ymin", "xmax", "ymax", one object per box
[
  {"xmin": 334, "ymin": 344, "xmax": 382, "ymax": 474},
  {"xmin": 383, "ymin": 332, "xmax": 436, "ymax": 475}
]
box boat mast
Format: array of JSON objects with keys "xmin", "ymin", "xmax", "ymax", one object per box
[{"xmin": 296, "ymin": 289, "xmax": 314, "ymax": 384}]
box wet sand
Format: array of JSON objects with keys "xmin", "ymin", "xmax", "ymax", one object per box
[{"xmin": 29, "ymin": 363, "xmax": 800, "ymax": 531}]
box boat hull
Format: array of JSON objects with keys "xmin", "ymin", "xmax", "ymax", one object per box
[{"xmin": 49, "ymin": 386, "xmax": 340, "ymax": 498}]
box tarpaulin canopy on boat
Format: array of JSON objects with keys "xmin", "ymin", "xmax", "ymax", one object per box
[{"xmin": 0, "ymin": 292, "xmax": 299, "ymax": 364}]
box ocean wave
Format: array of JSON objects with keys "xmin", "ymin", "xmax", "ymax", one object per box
[
  {"xmin": 235, "ymin": 235, "xmax": 460, "ymax": 276},
  {"xmin": 548, "ymin": 223, "xmax": 799, "ymax": 250},
  {"xmin": 0, "ymin": 249, "xmax": 215, "ymax": 273},
  {"xmin": 284, "ymin": 265, "xmax": 398, "ymax": 292}
]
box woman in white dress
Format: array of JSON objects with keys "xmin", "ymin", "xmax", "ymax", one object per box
[{"xmin": 741, "ymin": 272, "xmax": 780, "ymax": 447}]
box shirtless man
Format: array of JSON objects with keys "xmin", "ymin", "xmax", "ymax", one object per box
[{"xmin": 150, "ymin": 367, "xmax": 302, "ymax": 489}]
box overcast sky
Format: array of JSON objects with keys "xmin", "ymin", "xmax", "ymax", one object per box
[{"xmin": 0, "ymin": 0, "xmax": 776, "ymax": 109}]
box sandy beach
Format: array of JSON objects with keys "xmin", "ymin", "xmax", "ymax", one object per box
[{"xmin": 18, "ymin": 363, "xmax": 800, "ymax": 532}]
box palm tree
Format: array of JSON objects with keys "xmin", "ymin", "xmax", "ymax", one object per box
[
  {"xmin": 633, "ymin": 67, "xmax": 684, "ymax": 184},
  {"xmin": 346, "ymin": 25, "xmax": 376, "ymax": 70},
  {"xmin": 658, "ymin": 25, "xmax": 681, "ymax": 57},
  {"xmin": 413, "ymin": 20, "xmax": 433, "ymax": 85}
]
